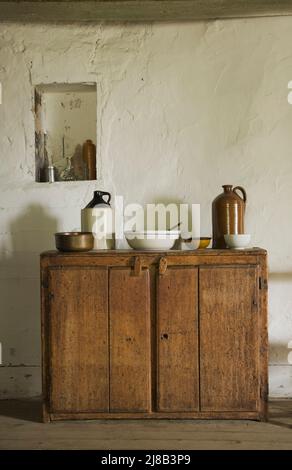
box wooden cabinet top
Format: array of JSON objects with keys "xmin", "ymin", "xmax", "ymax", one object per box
[
  {"xmin": 41, "ymin": 249, "xmax": 267, "ymax": 271},
  {"xmin": 41, "ymin": 248, "xmax": 267, "ymax": 258}
]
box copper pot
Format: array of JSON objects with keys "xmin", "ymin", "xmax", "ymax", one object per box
[
  {"xmin": 55, "ymin": 232, "xmax": 94, "ymax": 252},
  {"xmin": 212, "ymin": 185, "xmax": 247, "ymax": 249}
]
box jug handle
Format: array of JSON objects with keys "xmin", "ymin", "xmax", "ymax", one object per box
[
  {"xmin": 101, "ymin": 192, "xmax": 111, "ymax": 204},
  {"xmin": 233, "ymin": 186, "xmax": 247, "ymax": 203}
]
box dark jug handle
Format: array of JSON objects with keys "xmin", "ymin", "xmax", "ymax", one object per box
[
  {"xmin": 233, "ymin": 186, "xmax": 247, "ymax": 203},
  {"xmin": 101, "ymin": 191, "xmax": 111, "ymax": 204}
]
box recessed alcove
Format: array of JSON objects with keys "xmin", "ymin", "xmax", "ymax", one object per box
[{"xmin": 35, "ymin": 83, "xmax": 97, "ymax": 182}]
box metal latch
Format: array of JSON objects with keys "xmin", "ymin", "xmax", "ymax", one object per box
[{"xmin": 159, "ymin": 257, "xmax": 168, "ymax": 275}]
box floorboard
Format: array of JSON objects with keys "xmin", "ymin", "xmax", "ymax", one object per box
[{"xmin": 0, "ymin": 399, "xmax": 291, "ymax": 450}]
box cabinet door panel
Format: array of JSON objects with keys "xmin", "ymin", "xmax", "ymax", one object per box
[
  {"xmin": 49, "ymin": 267, "xmax": 108, "ymax": 412},
  {"xmin": 200, "ymin": 266, "xmax": 259, "ymax": 411},
  {"xmin": 109, "ymin": 268, "xmax": 151, "ymax": 412},
  {"xmin": 157, "ymin": 267, "xmax": 199, "ymax": 412}
]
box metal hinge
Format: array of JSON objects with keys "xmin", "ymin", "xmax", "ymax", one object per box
[{"xmin": 259, "ymin": 277, "xmax": 268, "ymax": 290}]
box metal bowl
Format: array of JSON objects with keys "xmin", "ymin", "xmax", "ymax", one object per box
[{"xmin": 55, "ymin": 232, "xmax": 94, "ymax": 252}]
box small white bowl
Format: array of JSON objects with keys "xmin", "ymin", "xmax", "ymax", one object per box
[
  {"xmin": 224, "ymin": 234, "xmax": 251, "ymax": 249},
  {"xmin": 125, "ymin": 230, "xmax": 180, "ymax": 250}
]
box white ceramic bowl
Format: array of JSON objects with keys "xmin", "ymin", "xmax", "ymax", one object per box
[
  {"xmin": 224, "ymin": 234, "xmax": 251, "ymax": 249},
  {"xmin": 125, "ymin": 230, "xmax": 180, "ymax": 250}
]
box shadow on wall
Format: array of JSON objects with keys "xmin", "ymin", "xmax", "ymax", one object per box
[
  {"xmin": 269, "ymin": 272, "xmax": 292, "ymax": 281},
  {"xmin": 0, "ymin": 204, "xmax": 58, "ymax": 398},
  {"xmin": 0, "ymin": 397, "xmax": 42, "ymax": 423},
  {"xmin": 8, "ymin": 204, "xmax": 58, "ymax": 256}
]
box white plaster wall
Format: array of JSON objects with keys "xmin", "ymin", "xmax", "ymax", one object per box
[{"xmin": 0, "ymin": 18, "xmax": 292, "ymax": 397}]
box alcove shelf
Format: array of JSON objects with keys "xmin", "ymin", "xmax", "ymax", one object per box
[{"xmin": 35, "ymin": 82, "xmax": 97, "ymax": 183}]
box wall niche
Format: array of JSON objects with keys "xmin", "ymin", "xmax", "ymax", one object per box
[{"xmin": 35, "ymin": 83, "xmax": 97, "ymax": 182}]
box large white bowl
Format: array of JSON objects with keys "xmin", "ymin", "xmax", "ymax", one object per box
[
  {"xmin": 224, "ymin": 234, "xmax": 251, "ymax": 249},
  {"xmin": 125, "ymin": 230, "xmax": 180, "ymax": 250}
]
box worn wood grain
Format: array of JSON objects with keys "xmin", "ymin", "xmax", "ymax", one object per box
[
  {"xmin": 200, "ymin": 266, "xmax": 259, "ymax": 412},
  {"xmin": 149, "ymin": 264, "xmax": 158, "ymax": 414},
  {"xmin": 157, "ymin": 267, "xmax": 199, "ymax": 412},
  {"xmin": 41, "ymin": 250, "xmax": 263, "ymax": 271},
  {"xmin": 258, "ymin": 253, "xmax": 269, "ymax": 420},
  {"xmin": 1, "ymin": 1, "xmax": 292, "ymax": 23},
  {"xmin": 48, "ymin": 410, "xmax": 260, "ymax": 420},
  {"xmin": 48, "ymin": 267, "xmax": 109, "ymax": 414},
  {"xmin": 41, "ymin": 250, "xmax": 268, "ymax": 421},
  {"xmin": 40, "ymin": 260, "xmax": 50, "ymax": 422},
  {"xmin": 109, "ymin": 268, "xmax": 151, "ymax": 412}
]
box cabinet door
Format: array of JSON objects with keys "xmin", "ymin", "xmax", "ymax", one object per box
[
  {"xmin": 49, "ymin": 267, "xmax": 109, "ymax": 412},
  {"xmin": 109, "ymin": 268, "xmax": 151, "ymax": 412},
  {"xmin": 157, "ymin": 267, "xmax": 199, "ymax": 412},
  {"xmin": 200, "ymin": 266, "xmax": 259, "ymax": 411}
]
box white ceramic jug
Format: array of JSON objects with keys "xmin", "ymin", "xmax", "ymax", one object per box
[{"xmin": 81, "ymin": 191, "xmax": 114, "ymax": 249}]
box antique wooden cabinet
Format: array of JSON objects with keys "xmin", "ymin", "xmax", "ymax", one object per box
[{"xmin": 41, "ymin": 248, "xmax": 268, "ymax": 422}]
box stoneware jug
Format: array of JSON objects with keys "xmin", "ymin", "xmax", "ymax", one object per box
[
  {"xmin": 212, "ymin": 185, "xmax": 247, "ymax": 249},
  {"xmin": 81, "ymin": 190, "xmax": 114, "ymax": 249},
  {"xmin": 82, "ymin": 139, "xmax": 96, "ymax": 180}
]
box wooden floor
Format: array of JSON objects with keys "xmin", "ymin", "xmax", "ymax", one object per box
[{"xmin": 0, "ymin": 399, "xmax": 291, "ymax": 450}]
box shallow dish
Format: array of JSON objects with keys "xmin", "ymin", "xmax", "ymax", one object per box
[
  {"xmin": 224, "ymin": 234, "xmax": 251, "ymax": 250},
  {"xmin": 55, "ymin": 232, "xmax": 94, "ymax": 252},
  {"xmin": 125, "ymin": 230, "xmax": 180, "ymax": 251}
]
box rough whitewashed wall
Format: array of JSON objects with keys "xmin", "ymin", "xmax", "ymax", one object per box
[{"xmin": 0, "ymin": 18, "xmax": 292, "ymax": 398}]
